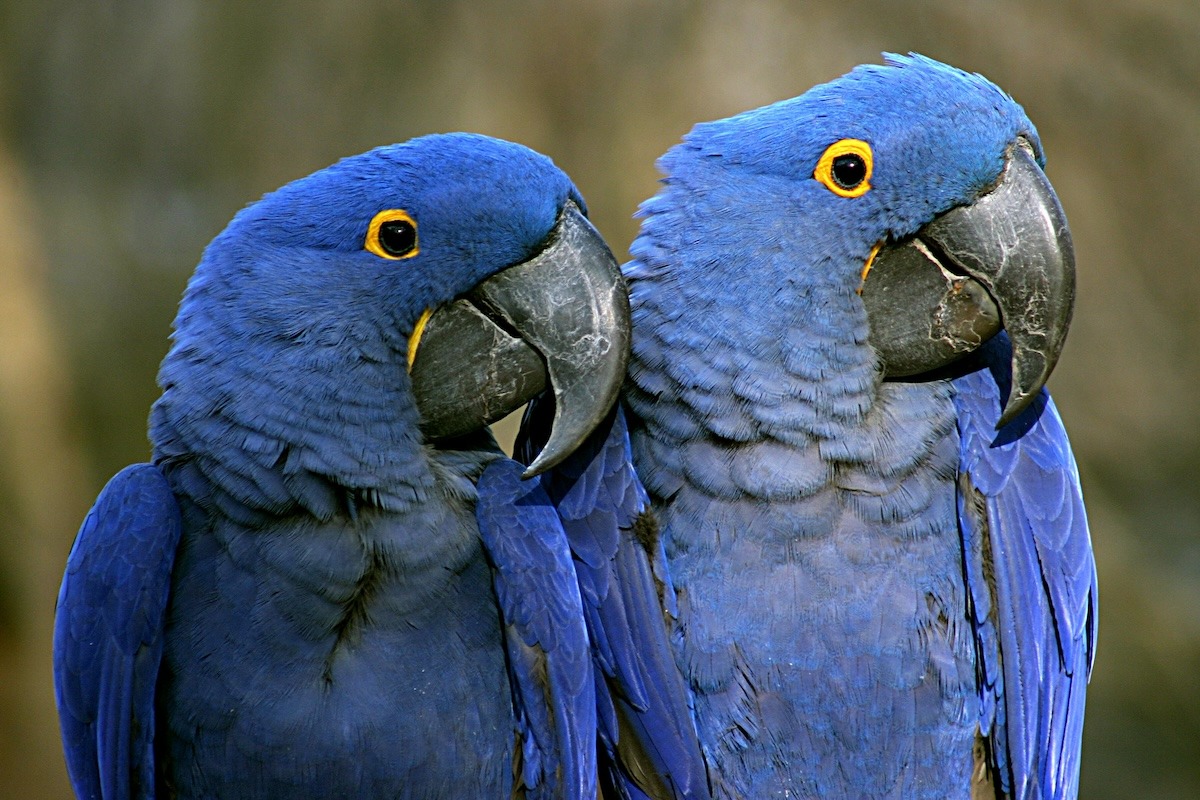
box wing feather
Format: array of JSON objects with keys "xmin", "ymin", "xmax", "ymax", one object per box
[
  {"xmin": 476, "ymin": 458, "xmax": 597, "ymax": 800},
  {"xmin": 954, "ymin": 338, "xmax": 1097, "ymax": 800},
  {"xmin": 518, "ymin": 400, "xmax": 709, "ymax": 799},
  {"xmin": 53, "ymin": 463, "xmax": 182, "ymax": 800}
]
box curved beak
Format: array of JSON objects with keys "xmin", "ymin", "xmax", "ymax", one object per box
[
  {"xmin": 862, "ymin": 141, "xmax": 1075, "ymax": 427},
  {"xmin": 409, "ymin": 201, "xmax": 630, "ymax": 476}
]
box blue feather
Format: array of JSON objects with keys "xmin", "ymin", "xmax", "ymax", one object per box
[
  {"xmin": 476, "ymin": 458, "xmax": 597, "ymax": 799},
  {"xmin": 54, "ymin": 133, "xmax": 606, "ymax": 798},
  {"xmin": 620, "ymin": 53, "xmax": 1095, "ymax": 798},
  {"xmin": 53, "ymin": 464, "xmax": 181, "ymax": 800},
  {"xmin": 518, "ymin": 402, "xmax": 711, "ymax": 799},
  {"xmin": 955, "ymin": 337, "xmax": 1097, "ymax": 800}
]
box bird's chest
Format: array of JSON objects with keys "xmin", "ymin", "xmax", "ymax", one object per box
[
  {"xmin": 663, "ymin": 465, "xmax": 975, "ymax": 699},
  {"xmin": 158, "ymin": 501, "xmax": 514, "ymax": 798},
  {"xmin": 654, "ymin": 386, "xmax": 979, "ymax": 796}
]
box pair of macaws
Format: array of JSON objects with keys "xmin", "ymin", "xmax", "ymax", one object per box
[{"xmin": 54, "ymin": 54, "xmax": 1096, "ymax": 799}]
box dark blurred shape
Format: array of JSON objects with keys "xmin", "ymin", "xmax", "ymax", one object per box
[{"xmin": 0, "ymin": 1, "xmax": 1197, "ymax": 797}]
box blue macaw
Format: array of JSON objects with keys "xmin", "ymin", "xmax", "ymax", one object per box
[
  {"xmin": 52, "ymin": 133, "xmax": 635, "ymax": 799},
  {"xmin": 543, "ymin": 54, "xmax": 1097, "ymax": 799}
]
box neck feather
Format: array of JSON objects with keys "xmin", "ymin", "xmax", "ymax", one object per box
[{"xmin": 150, "ymin": 302, "xmax": 434, "ymax": 524}]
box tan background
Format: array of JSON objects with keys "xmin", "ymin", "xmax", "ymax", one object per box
[{"xmin": 1, "ymin": 1, "xmax": 1197, "ymax": 797}]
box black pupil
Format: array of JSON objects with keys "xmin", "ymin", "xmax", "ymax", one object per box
[
  {"xmin": 378, "ymin": 220, "xmax": 416, "ymax": 256},
  {"xmin": 831, "ymin": 154, "xmax": 866, "ymax": 189}
]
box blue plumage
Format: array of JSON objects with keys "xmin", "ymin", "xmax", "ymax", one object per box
[
  {"xmin": 476, "ymin": 458, "xmax": 596, "ymax": 798},
  {"xmin": 955, "ymin": 336, "xmax": 1096, "ymax": 799},
  {"xmin": 54, "ymin": 465, "xmax": 181, "ymax": 800},
  {"xmin": 616, "ymin": 54, "xmax": 1097, "ymax": 798},
  {"xmin": 516, "ymin": 403, "xmax": 709, "ymax": 799},
  {"xmin": 53, "ymin": 133, "xmax": 608, "ymax": 798}
]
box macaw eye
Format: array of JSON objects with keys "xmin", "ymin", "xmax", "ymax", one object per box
[
  {"xmin": 814, "ymin": 139, "xmax": 873, "ymax": 198},
  {"xmin": 831, "ymin": 154, "xmax": 867, "ymax": 189},
  {"xmin": 365, "ymin": 209, "xmax": 419, "ymax": 259}
]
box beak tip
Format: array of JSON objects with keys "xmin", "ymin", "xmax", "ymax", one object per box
[
  {"xmin": 995, "ymin": 383, "xmax": 1038, "ymax": 430},
  {"xmin": 995, "ymin": 400, "xmax": 1023, "ymax": 430},
  {"xmin": 519, "ymin": 461, "xmax": 546, "ymax": 480}
]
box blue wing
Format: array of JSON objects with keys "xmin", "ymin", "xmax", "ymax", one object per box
[
  {"xmin": 517, "ymin": 401, "xmax": 709, "ymax": 800},
  {"xmin": 53, "ymin": 463, "xmax": 183, "ymax": 800},
  {"xmin": 954, "ymin": 337, "xmax": 1098, "ymax": 800},
  {"xmin": 476, "ymin": 458, "xmax": 597, "ymax": 800}
]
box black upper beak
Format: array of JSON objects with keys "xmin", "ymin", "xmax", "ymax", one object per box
[
  {"xmin": 408, "ymin": 201, "xmax": 630, "ymax": 476},
  {"xmin": 862, "ymin": 141, "xmax": 1075, "ymax": 427}
]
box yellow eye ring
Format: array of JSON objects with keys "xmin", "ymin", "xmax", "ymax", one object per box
[
  {"xmin": 814, "ymin": 139, "xmax": 873, "ymax": 198},
  {"xmin": 365, "ymin": 209, "xmax": 419, "ymax": 260}
]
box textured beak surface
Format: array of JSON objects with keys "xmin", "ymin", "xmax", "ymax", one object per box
[
  {"xmin": 410, "ymin": 202, "xmax": 630, "ymax": 475},
  {"xmin": 862, "ymin": 142, "xmax": 1075, "ymax": 426}
]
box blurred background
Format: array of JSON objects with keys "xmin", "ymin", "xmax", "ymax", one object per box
[{"xmin": 1, "ymin": 0, "xmax": 1197, "ymax": 797}]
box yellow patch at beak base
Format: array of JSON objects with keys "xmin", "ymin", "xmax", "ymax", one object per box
[
  {"xmin": 407, "ymin": 307, "xmax": 434, "ymax": 373},
  {"xmin": 857, "ymin": 241, "xmax": 884, "ymax": 295}
]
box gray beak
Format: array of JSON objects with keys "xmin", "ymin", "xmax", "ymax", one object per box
[
  {"xmin": 862, "ymin": 141, "xmax": 1075, "ymax": 427},
  {"xmin": 409, "ymin": 201, "xmax": 630, "ymax": 476}
]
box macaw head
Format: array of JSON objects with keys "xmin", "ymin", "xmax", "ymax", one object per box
[
  {"xmin": 633, "ymin": 53, "xmax": 1073, "ymax": 428},
  {"xmin": 155, "ymin": 134, "xmax": 628, "ymax": 494}
]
